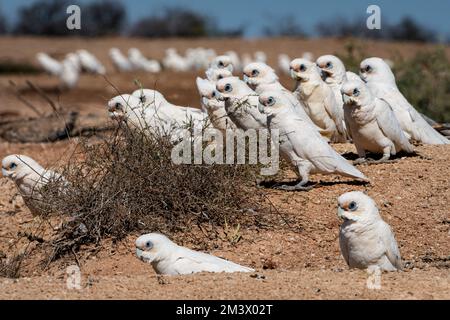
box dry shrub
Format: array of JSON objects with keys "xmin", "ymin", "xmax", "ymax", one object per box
[
  {"xmin": 0, "ymin": 253, "xmax": 25, "ymax": 278},
  {"xmin": 38, "ymin": 123, "xmax": 282, "ymax": 260}
]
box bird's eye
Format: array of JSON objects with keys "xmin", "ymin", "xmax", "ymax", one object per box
[
  {"xmin": 267, "ymin": 97, "xmax": 275, "ymax": 106},
  {"xmin": 353, "ymin": 88, "xmax": 360, "ymax": 96},
  {"xmin": 211, "ymin": 91, "xmax": 216, "ymax": 98},
  {"xmin": 10, "ymin": 163, "xmax": 17, "ymax": 170},
  {"xmin": 145, "ymin": 241, "xmax": 153, "ymax": 249},
  {"xmin": 217, "ymin": 75, "xmax": 223, "ymax": 79},
  {"xmin": 326, "ymin": 62, "xmax": 332, "ymax": 69},
  {"xmin": 364, "ymin": 65, "xmax": 372, "ymax": 73},
  {"xmin": 224, "ymin": 84, "xmax": 232, "ymax": 92},
  {"xmin": 218, "ymin": 61, "xmax": 224, "ymax": 67},
  {"xmin": 300, "ymin": 64, "xmax": 306, "ymax": 72},
  {"xmin": 348, "ymin": 201, "xmax": 358, "ymax": 211},
  {"xmin": 252, "ymin": 69, "xmax": 259, "ymax": 77}
]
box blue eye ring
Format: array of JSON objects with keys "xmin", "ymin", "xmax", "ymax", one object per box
[
  {"xmin": 267, "ymin": 97, "xmax": 275, "ymax": 106},
  {"xmin": 224, "ymin": 84, "xmax": 232, "ymax": 92},
  {"xmin": 145, "ymin": 241, "xmax": 153, "ymax": 249},
  {"xmin": 300, "ymin": 64, "xmax": 306, "ymax": 72},
  {"xmin": 10, "ymin": 163, "xmax": 17, "ymax": 170},
  {"xmin": 252, "ymin": 69, "xmax": 259, "ymax": 77},
  {"xmin": 326, "ymin": 62, "xmax": 332, "ymax": 69},
  {"xmin": 353, "ymin": 88, "xmax": 360, "ymax": 96},
  {"xmin": 348, "ymin": 201, "xmax": 358, "ymax": 211}
]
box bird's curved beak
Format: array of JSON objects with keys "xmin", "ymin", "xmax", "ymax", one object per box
[
  {"xmin": 215, "ymin": 90, "xmax": 225, "ymax": 101},
  {"xmin": 337, "ymin": 207, "xmax": 346, "ymax": 220}
]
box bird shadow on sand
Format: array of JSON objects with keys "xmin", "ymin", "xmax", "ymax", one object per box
[
  {"xmin": 341, "ymin": 150, "xmax": 424, "ymax": 164},
  {"xmin": 257, "ymin": 179, "xmax": 369, "ymax": 191}
]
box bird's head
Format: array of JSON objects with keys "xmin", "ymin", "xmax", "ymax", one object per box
[
  {"xmin": 205, "ymin": 68, "xmax": 233, "ymax": 83},
  {"xmin": 196, "ymin": 77, "xmax": 224, "ymax": 111},
  {"xmin": 290, "ymin": 58, "xmax": 320, "ymax": 82},
  {"xmin": 359, "ymin": 57, "xmax": 396, "ymax": 84},
  {"xmin": 243, "ymin": 62, "xmax": 278, "ymax": 89},
  {"xmin": 215, "ymin": 77, "xmax": 252, "ymax": 101},
  {"xmin": 2, "ymin": 155, "xmax": 41, "ymax": 182},
  {"xmin": 257, "ymin": 91, "xmax": 288, "ymax": 116},
  {"xmin": 337, "ymin": 191, "xmax": 380, "ymax": 223},
  {"xmin": 316, "ymin": 55, "xmax": 346, "ymax": 83},
  {"xmin": 211, "ymin": 55, "xmax": 234, "ymax": 73},
  {"xmin": 340, "ymin": 80, "xmax": 372, "ymax": 108},
  {"xmin": 135, "ymin": 233, "xmax": 174, "ymax": 264},
  {"xmin": 107, "ymin": 94, "xmax": 141, "ymax": 121}
]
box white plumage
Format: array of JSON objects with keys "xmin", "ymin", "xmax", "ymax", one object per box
[
  {"xmin": 258, "ymin": 91, "xmax": 368, "ymax": 190},
  {"xmin": 2, "ymin": 155, "xmax": 64, "ymax": 216},
  {"xmin": 215, "ymin": 77, "xmax": 266, "ymax": 130},
  {"xmin": 338, "ymin": 191, "xmax": 403, "ymax": 271},
  {"xmin": 109, "ymin": 48, "xmax": 134, "ymax": 72},
  {"xmin": 290, "ymin": 58, "xmax": 347, "ymax": 142},
  {"xmin": 341, "ymin": 80, "xmax": 414, "ymax": 161},
  {"xmin": 135, "ymin": 233, "xmax": 254, "ymax": 275},
  {"xmin": 360, "ymin": 57, "xmax": 448, "ymax": 145},
  {"xmin": 36, "ymin": 52, "xmax": 63, "ymax": 76},
  {"xmin": 128, "ymin": 48, "xmax": 161, "ymax": 73},
  {"xmin": 77, "ymin": 49, "xmax": 106, "ymax": 75}
]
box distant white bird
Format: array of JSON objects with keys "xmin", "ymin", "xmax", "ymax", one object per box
[
  {"xmin": 241, "ymin": 53, "xmax": 253, "ymax": 69},
  {"xmin": 196, "ymin": 77, "xmax": 236, "ymax": 130},
  {"xmin": 59, "ymin": 58, "xmax": 80, "ymax": 89},
  {"xmin": 163, "ymin": 48, "xmax": 189, "ymax": 72},
  {"xmin": 135, "ymin": 233, "xmax": 254, "ymax": 275},
  {"xmin": 258, "ymin": 91, "xmax": 368, "ymax": 190},
  {"xmin": 109, "ymin": 48, "xmax": 134, "ymax": 72},
  {"xmin": 341, "ymin": 80, "xmax": 414, "ymax": 162},
  {"xmin": 215, "ymin": 77, "xmax": 266, "ymax": 130},
  {"xmin": 360, "ymin": 57, "xmax": 449, "ymax": 144},
  {"xmin": 2, "ymin": 155, "xmax": 64, "ymax": 216},
  {"xmin": 254, "ymin": 51, "xmax": 267, "ymax": 64},
  {"xmin": 224, "ymin": 50, "xmax": 242, "ymax": 71},
  {"xmin": 290, "ymin": 58, "xmax": 347, "ymax": 142},
  {"xmin": 209, "ymin": 55, "xmax": 234, "ymax": 73},
  {"xmin": 278, "ymin": 53, "xmax": 291, "ymax": 75},
  {"xmin": 36, "ymin": 53, "xmax": 63, "ymax": 76},
  {"xmin": 302, "ymin": 52, "xmax": 314, "ymax": 62},
  {"xmin": 77, "ymin": 49, "xmax": 106, "ymax": 75},
  {"xmin": 338, "ymin": 191, "xmax": 403, "ymax": 271},
  {"xmin": 128, "ymin": 48, "xmax": 161, "ymax": 73}
]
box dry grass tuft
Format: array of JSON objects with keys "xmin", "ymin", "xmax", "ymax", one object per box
[{"xmin": 37, "ymin": 122, "xmax": 283, "ymax": 261}]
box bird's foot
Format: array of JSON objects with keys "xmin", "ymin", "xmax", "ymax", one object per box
[
  {"xmin": 353, "ymin": 158, "xmax": 367, "ymax": 165},
  {"xmin": 367, "ymin": 158, "xmax": 397, "ymax": 164}
]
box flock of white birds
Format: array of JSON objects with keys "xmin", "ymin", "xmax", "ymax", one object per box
[{"xmin": 3, "ymin": 47, "xmax": 448, "ymax": 276}]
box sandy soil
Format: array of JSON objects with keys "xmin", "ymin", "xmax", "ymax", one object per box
[{"xmin": 0, "ymin": 37, "xmax": 449, "ymax": 300}]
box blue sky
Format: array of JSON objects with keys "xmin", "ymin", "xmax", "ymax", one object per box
[{"xmin": 1, "ymin": 0, "xmax": 450, "ymax": 37}]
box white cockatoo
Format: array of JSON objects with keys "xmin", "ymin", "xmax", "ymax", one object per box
[
  {"xmin": 290, "ymin": 58, "xmax": 347, "ymax": 142},
  {"xmin": 337, "ymin": 191, "xmax": 403, "ymax": 271},
  {"xmin": 215, "ymin": 77, "xmax": 266, "ymax": 130},
  {"xmin": 258, "ymin": 91, "xmax": 368, "ymax": 190},
  {"xmin": 2, "ymin": 155, "xmax": 65, "ymax": 216},
  {"xmin": 254, "ymin": 51, "xmax": 267, "ymax": 64},
  {"xmin": 209, "ymin": 55, "xmax": 234, "ymax": 73},
  {"xmin": 346, "ymin": 71, "xmax": 363, "ymax": 83},
  {"xmin": 131, "ymin": 89, "xmax": 208, "ymax": 130},
  {"xmin": 205, "ymin": 67, "xmax": 233, "ymax": 83},
  {"xmin": 196, "ymin": 77, "xmax": 236, "ymax": 130},
  {"xmin": 360, "ymin": 57, "xmax": 448, "ymax": 145},
  {"xmin": 76, "ymin": 49, "xmax": 106, "ymax": 75},
  {"xmin": 302, "ymin": 52, "xmax": 314, "ymax": 62},
  {"xmin": 36, "ymin": 53, "xmax": 63, "ymax": 76},
  {"xmin": 59, "ymin": 58, "xmax": 80, "ymax": 89},
  {"xmin": 341, "ymin": 81, "xmax": 414, "ymax": 162},
  {"xmin": 135, "ymin": 233, "xmax": 254, "ymax": 275},
  {"xmin": 241, "ymin": 53, "xmax": 253, "ymax": 69},
  {"xmin": 278, "ymin": 53, "xmax": 291, "ymax": 75},
  {"xmin": 163, "ymin": 48, "xmax": 189, "ymax": 72},
  {"xmin": 242, "ymin": 62, "xmax": 319, "ymax": 130},
  {"xmin": 109, "ymin": 48, "xmax": 134, "ymax": 72},
  {"xmin": 128, "ymin": 48, "xmax": 161, "ymax": 73},
  {"xmin": 225, "ymin": 50, "xmax": 242, "ymax": 71},
  {"xmin": 316, "ymin": 55, "xmax": 347, "ymax": 109}
]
